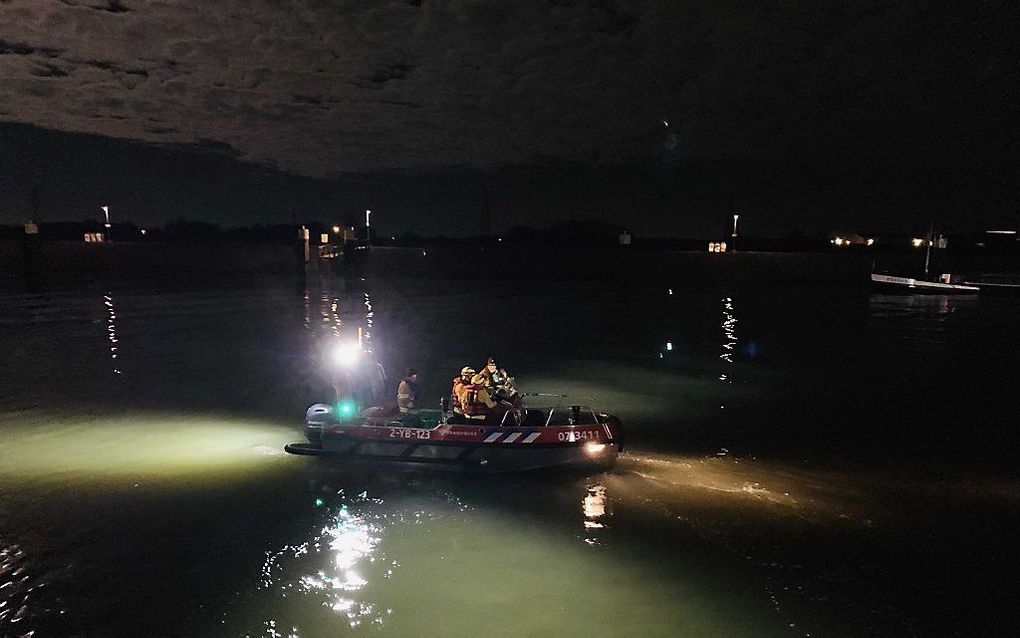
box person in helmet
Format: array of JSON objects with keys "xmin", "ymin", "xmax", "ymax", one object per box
[
  {"xmin": 473, "ymin": 357, "xmax": 517, "ymax": 402},
  {"xmin": 469, "ymin": 355, "xmax": 518, "ymax": 406},
  {"xmin": 397, "ymin": 368, "xmax": 418, "ymax": 415},
  {"xmin": 450, "ymin": 366, "xmax": 473, "ymax": 416},
  {"xmin": 451, "ymin": 365, "xmax": 495, "ymax": 419}
]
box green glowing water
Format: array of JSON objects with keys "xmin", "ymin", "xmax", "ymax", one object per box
[{"xmin": 1, "ymin": 276, "xmax": 1018, "ymax": 635}]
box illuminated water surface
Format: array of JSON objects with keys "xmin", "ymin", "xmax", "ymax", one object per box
[{"xmin": 1, "ymin": 276, "xmax": 1017, "ymax": 635}]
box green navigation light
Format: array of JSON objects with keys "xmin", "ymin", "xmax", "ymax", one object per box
[{"xmin": 337, "ymin": 399, "xmax": 357, "ymax": 419}]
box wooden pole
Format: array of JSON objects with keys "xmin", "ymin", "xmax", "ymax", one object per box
[{"xmin": 22, "ymin": 221, "xmax": 41, "ymax": 292}]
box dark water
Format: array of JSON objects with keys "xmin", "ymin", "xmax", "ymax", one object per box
[{"xmin": 1, "ymin": 272, "xmax": 1018, "ymax": 636}]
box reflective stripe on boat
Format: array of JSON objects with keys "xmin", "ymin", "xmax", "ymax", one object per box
[
  {"xmin": 522, "ymin": 432, "xmax": 541, "ymax": 443},
  {"xmin": 503, "ymin": 432, "xmax": 522, "ymax": 443}
]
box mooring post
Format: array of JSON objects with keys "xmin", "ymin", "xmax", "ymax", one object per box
[
  {"xmin": 296, "ymin": 225, "xmax": 310, "ymax": 281},
  {"xmin": 21, "ymin": 220, "xmax": 41, "ymax": 292}
]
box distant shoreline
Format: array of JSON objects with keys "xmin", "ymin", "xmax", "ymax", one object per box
[{"xmin": 3, "ymin": 242, "xmax": 1018, "ymax": 293}]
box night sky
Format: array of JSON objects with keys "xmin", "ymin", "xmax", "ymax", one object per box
[{"xmin": 1, "ymin": 1, "xmax": 1017, "ymax": 237}]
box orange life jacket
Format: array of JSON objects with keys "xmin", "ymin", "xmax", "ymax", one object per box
[
  {"xmin": 453, "ymin": 377, "xmax": 492, "ymax": 416},
  {"xmin": 450, "ymin": 376, "xmax": 464, "ymax": 413}
]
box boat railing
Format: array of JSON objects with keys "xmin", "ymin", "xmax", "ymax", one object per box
[{"xmin": 517, "ymin": 394, "xmax": 604, "ymax": 426}]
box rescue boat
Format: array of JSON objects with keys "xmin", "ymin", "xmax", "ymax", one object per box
[{"xmin": 285, "ymin": 393, "xmax": 625, "ymax": 473}]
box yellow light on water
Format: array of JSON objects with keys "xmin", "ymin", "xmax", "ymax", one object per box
[
  {"xmin": 0, "ymin": 414, "xmax": 296, "ymax": 483},
  {"xmin": 583, "ymin": 484, "xmax": 608, "ymax": 533}
]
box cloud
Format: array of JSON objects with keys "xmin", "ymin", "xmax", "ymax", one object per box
[{"xmin": 0, "ymin": 1, "xmax": 1015, "ymax": 177}]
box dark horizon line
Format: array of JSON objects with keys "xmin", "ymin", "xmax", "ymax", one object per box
[{"xmin": 5, "ymin": 219, "xmax": 1019, "ymax": 244}]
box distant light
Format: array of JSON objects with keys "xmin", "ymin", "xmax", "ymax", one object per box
[
  {"xmin": 662, "ymin": 119, "xmax": 669, "ymax": 127},
  {"xmin": 140, "ymin": 229, "xmax": 147, "ymax": 235},
  {"xmin": 667, "ymin": 288, "xmax": 673, "ymax": 295},
  {"xmin": 332, "ymin": 225, "xmax": 341, "ymax": 234},
  {"xmin": 833, "ymin": 237, "xmax": 845, "ymax": 246},
  {"xmin": 866, "ymin": 238, "xmax": 874, "ymax": 246},
  {"xmin": 986, "ymin": 230, "xmax": 1017, "ymax": 235},
  {"xmin": 665, "ymin": 341, "xmax": 673, "ymax": 351},
  {"xmin": 315, "ymin": 497, "xmax": 324, "ymax": 507},
  {"xmin": 912, "ymin": 238, "xmax": 926, "ymax": 247},
  {"xmin": 497, "ymin": 237, "xmax": 502, "ymax": 242}
]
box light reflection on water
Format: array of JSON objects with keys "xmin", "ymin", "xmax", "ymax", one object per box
[
  {"xmin": 0, "ymin": 543, "xmax": 35, "ymax": 630},
  {"xmin": 362, "ymin": 289, "xmax": 374, "ymax": 351},
  {"xmin": 303, "ymin": 289, "xmax": 311, "ymax": 332},
  {"xmin": 260, "ymin": 492, "xmax": 391, "ymax": 631},
  {"xmin": 0, "ymin": 430, "xmax": 919, "ymax": 637},
  {"xmin": 719, "ymin": 296, "xmax": 738, "ymax": 365},
  {"xmin": 2, "ymin": 413, "xmax": 1016, "ymax": 637},
  {"xmin": 0, "ymin": 412, "xmax": 299, "ymax": 637},
  {"xmin": 103, "ymin": 292, "xmax": 122, "ymax": 376},
  {"xmin": 222, "ymin": 473, "xmax": 794, "ymax": 637},
  {"xmin": 582, "ymin": 484, "xmax": 608, "ymax": 540},
  {"xmin": 0, "ymin": 413, "xmax": 295, "ymax": 482},
  {"xmin": 323, "ymin": 291, "xmax": 341, "ymax": 338},
  {"xmin": 0, "ymin": 278, "xmax": 1017, "ymax": 636}
]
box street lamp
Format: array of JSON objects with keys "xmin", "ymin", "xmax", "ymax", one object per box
[
  {"xmin": 101, "ymin": 205, "xmax": 111, "ymax": 228},
  {"xmin": 732, "ymin": 213, "xmax": 739, "ymax": 238},
  {"xmin": 365, "ymin": 209, "xmax": 372, "ymax": 246}
]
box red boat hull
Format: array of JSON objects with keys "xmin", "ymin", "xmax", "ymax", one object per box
[{"xmin": 287, "ymin": 420, "xmax": 623, "ymax": 472}]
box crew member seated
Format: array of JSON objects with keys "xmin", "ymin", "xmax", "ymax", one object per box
[
  {"xmin": 451, "ymin": 366, "xmax": 496, "ymax": 421},
  {"xmin": 473, "ymin": 357, "xmax": 518, "ymax": 402},
  {"xmin": 469, "ymin": 360, "xmax": 525, "ymax": 426}
]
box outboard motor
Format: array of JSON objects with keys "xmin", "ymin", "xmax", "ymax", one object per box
[{"xmin": 304, "ymin": 403, "xmax": 334, "ymax": 444}]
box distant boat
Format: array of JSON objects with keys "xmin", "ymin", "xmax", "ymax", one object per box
[
  {"xmin": 870, "ymin": 273, "xmax": 979, "ymax": 294},
  {"xmin": 871, "ymin": 223, "xmax": 980, "ymax": 294}
]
